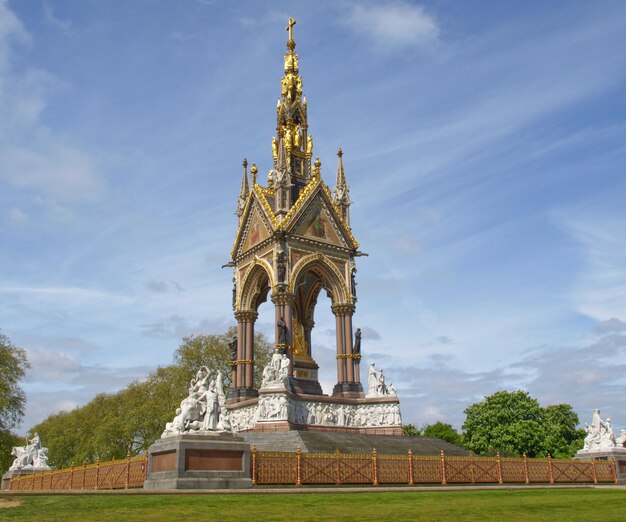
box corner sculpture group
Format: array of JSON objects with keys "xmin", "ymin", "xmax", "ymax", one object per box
[
  {"xmin": 581, "ymin": 409, "xmax": 626, "ymax": 452},
  {"xmin": 161, "ymin": 367, "xmax": 232, "ymax": 436},
  {"xmin": 9, "ymin": 433, "xmax": 51, "ymax": 471}
]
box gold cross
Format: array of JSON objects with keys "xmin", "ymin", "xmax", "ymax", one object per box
[{"xmin": 286, "ymin": 17, "xmax": 296, "ymax": 41}]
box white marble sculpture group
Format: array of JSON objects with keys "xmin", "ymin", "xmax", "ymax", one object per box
[
  {"xmin": 10, "ymin": 433, "xmax": 51, "ymax": 471},
  {"xmin": 581, "ymin": 409, "xmax": 626, "ymax": 452},
  {"xmin": 260, "ymin": 352, "xmax": 290, "ymax": 388},
  {"xmin": 161, "ymin": 363, "xmax": 402, "ymax": 437},
  {"xmin": 161, "ymin": 366, "xmax": 232, "ymax": 437},
  {"xmin": 366, "ymin": 362, "xmax": 397, "ymax": 398}
]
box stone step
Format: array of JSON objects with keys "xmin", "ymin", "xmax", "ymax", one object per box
[{"xmin": 241, "ymin": 431, "xmax": 469, "ymax": 456}]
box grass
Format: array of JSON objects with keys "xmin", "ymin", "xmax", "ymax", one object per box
[{"xmin": 1, "ymin": 488, "xmax": 626, "ymax": 521}]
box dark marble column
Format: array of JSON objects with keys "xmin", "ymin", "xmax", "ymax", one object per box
[{"xmin": 271, "ymin": 292, "xmax": 295, "ymax": 377}]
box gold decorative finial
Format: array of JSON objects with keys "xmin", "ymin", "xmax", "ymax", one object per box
[
  {"xmin": 312, "ymin": 157, "xmax": 321, "ymax": 179},
  {"xmin": 337, "ymin": 148, "xmax": 343, "ymax": 158},
  {"xmin": 286, "ymin": 17, "xmax": 296, "ymax": 50},
  {"xmin": 250, "ymin": 163, "xmax": 258, "ymax": 185},
  {"xmin": 242, "ymin": 158, "xmax": 248, "ymax": 168}
]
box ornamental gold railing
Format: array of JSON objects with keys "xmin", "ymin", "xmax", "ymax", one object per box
[
  {"xmin": 252, "ymin": 448, "xmax": 618, "ymax": 486},
  {"xmin": 8, "ymin": 448, "xmax": 618, "ymax": 490},
  {"xmin": 9, "ymin": 453, "xmax": 148, "ymax": 491}
]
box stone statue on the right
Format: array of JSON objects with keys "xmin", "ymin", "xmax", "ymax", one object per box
[{"xmin": 576, "ymin": 409, "xmax": 626, "ymax": 459}]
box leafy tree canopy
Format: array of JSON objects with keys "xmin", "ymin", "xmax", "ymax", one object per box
[
  {"xmin": 402, "ymin": 424, "xmax": 422, "ymax": 437},
  {"xmin": 31, "ymin": 329, "xmax": 273, "ymax": 468},
  {"xmin": 422, "ymin": 422, "xmax": 462, "ymax": 447},
  {"xmin": 462, "ymin": 390, "xmax": 584, "ymax": 458},
  {"xmin": 0, "ymin": 331, "xmax": 30, "ymax": 433},
  {"xmin": 0, "ymin": 331, "xmax": 31, "ymax": 474}
]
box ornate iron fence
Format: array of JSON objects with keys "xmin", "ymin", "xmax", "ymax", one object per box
[
  {"xmin": 9, "ymin": 453, "xmax": 148, "ymax": 491},
  {"xmin": 8, "ymin": 448, "xmax": 618, "ymax": 490},
  {"xmin": 252, "ymin": 448, "xmax": 618, "ymax": 486}
]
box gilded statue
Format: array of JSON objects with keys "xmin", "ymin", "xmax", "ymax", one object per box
[
  {"xmin": 296, "ymin": 76, "xmax": 302, "ymax": 97},
  {"xmin": 306, "ymin": 135, "xmax": 313, "ymax": 154},
  {"xmin": 272, "ymin": 136, "xmax": 278, "ymax": 159},
  {"xmin": 293, "ymin": 126, "xmax": 301, "ymax": 148}
]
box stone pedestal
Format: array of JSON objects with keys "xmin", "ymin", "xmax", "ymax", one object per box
[
  {"xmin": 575, "ymin": 447, "xmax": 626, "ymax": 484},
  {"xmin": 144, "ymin": 432, "xmax": 252, "ymax": 490},
  {"xmin": 2, "ymin": 468, "xmax": 50, "ymax": 490}
]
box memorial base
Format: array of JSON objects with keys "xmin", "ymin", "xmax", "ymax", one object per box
[
  {"xmin": 574, "ymin": 447, "xmax": 626, "ymax": 484},
  {"xmin": 144, "ymin": 432, "xmax": 252, "ymax": 490}
]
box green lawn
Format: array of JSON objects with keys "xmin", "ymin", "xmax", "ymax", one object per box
[{"xmin": 1, "ymin": 489, "xmax": 625, "ymax": 521}]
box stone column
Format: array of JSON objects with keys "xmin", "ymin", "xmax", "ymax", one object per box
[
  {"xmin": 343, "ymin": 312, "xmax": 354, "ymax": 383},
  {"xmin": 335, "ymin": 312, "xmax": 344, "ymax": 383},
  {"xmin": 234, "ymin": 313, "xmax": 246, "ymax": 389},
  {"xmin": 303, "ymin": 318, "xmax": 315, "ymax": 358},
  {"xmin": 234, "ymin": 310, "xmax": 257, "ymax": 393},
  {"xmin": 244, "ymin": 313, "xmax": 257, "ymax": 389},
  {"xmin": 271, "ymin": 292, "xmax": 295, "ymax": 377}
]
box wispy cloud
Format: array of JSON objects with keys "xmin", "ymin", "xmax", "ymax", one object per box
[
  {"xmin": 42, "ymin": 2, "xmax": 72, "ymax": 35},
  {"xmin": 21, "ymin": 345, "xmax": 152, "ymax": 429},
  {"xmin": 555, "ymin": 207, "xmax": 626, "ymax": 322},
  {"xmin": 343, "ymin": 1, "xmax": 439, "ymax": 51},
  {"xmin": 0, "ymin": 1, "xmax": 103, "ymax": 211},
  {"xmin": 140, "ymin": 314, "xmax": 229, "ymax": 339}
]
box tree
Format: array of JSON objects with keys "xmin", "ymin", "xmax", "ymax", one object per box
[
  {"xmin": 462, "ymin": 391, "xmax": 546, "ymax": 457},
  {"xmin": 402, "ymin": 424, "xmax": 422, "ymax": 437},
  {"xmin": 462, "ymin": 391, "xmax": 586, "ymax": 458},
  {"xmin": 0, "ymin": 430, "xmax": 22, "ymax": 474},
  {"xmin": 174, "ymin": 327, "xmax": 273, "ymax": 390},
  {"xmin": 423, "ymin": 422, "xmax": 462, "ymax": 446},
  {"xmin": 0, "ymin": 331, "xmax": 30, "ymax": 432},
  {"xmin": 543, "ymin": 404, "xmax": 585, "ymax": 458},
  {"xmin": 0, "ymin": 331, "xmax": 30, "ymax": 473}
]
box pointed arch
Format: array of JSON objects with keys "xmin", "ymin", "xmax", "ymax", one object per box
[
  {"xmin": 289, "ymin": 252, "xmax": 350, "ymax": 305},
  {"xmin": 239, "ymin": 257, "xmax": 275, "ymax": 311}
]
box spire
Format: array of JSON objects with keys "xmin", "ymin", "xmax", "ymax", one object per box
[
  {"xmin": 333, "ymin": 148, "xmax": 351, "ymax": 224},
  {"xmin": 276, "ymin": 138, "xmax": 289, "ymax": 173},
  {"xmin": 274, "ymin": 138, "xmax": 292, "ymax": 218},
  {"xmin": 237, "ymin": 158, "xmax": 249, "ymax": 219},
  {"xmin": 274, "ymin": 17, "xmax": 312, "ymax": 196}
]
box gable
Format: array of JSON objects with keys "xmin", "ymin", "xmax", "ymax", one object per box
[
  {"xmin": 235, "ymin": 200, "xmax": 274, "ymax": 257},
  {"xmin": 291, "ymin": 195, "xmax": 349, "ymax": 249}
]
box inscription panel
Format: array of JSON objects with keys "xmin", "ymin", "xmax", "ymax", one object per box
[
  {"xmin": 152, "ymin": 450, "xmax": 176, "ymax": 472},
  {"xmin": 185, "ymin": 449, "xmax": 243, "ymax": 471}
]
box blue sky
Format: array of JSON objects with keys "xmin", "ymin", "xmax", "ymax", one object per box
[{"xmin": 2, "ymin": 0, "xmax": 626, "ymax": 434}]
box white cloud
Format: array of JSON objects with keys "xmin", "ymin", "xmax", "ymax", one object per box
[
  {"xmin": 0, "ymin": 285, "xmax": 132, "ymax": 306},
  {"xmin": 555, "ymin": 210, "xmax": 626, "ymax": 321},
  {"xmin": 0, "ymin": 0, "xmax": 29, "ymax": 67},
  {"xmin": 596, "ymin": 318, "xmax": 626, "ymax": 334},
  {"xmin": 20, "ymin": 345, "xmax": 154, "ymax": 431},
  {"xmin": 140, "ymin": 314, "xmax": 230, "ymax": 339},
  {"xmin": 42, "ymin": 2, "xmax": 72, "ymax": 35},
  {"xmin": 0, "ymin": 1, "xmax": 104, "ymax": 208},
  {"xmin": 345, "ymin": 2, "xmax": 439, "ymax": 51},
  {"xmin": 6, "ymin": 206, "xmax": 27, "ymax": 223}
]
